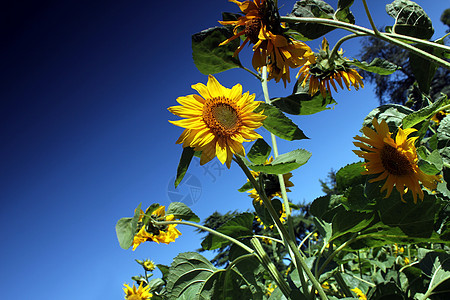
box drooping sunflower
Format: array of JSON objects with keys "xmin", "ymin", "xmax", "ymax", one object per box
[
  {"xmin": 353, "ymin": 118, "xmax": 441, "ymax": 203},
  {"xmin": 132, "ymin": 206, "xmax": 181, "ymax": 250},
  {"xmin": 219, "ymin": 0, "xmax": 313, "ymax": 86},
  {"xmin": 123, "ymin": 282, "xmax": 152, "ymax": 300},
  {"xmin": 297, "ymin": 38, "xmax": 364, "ymax": 98},
  {"xmin": 168, "ymin": 75, "xmax": 266, "ymax": 168}
]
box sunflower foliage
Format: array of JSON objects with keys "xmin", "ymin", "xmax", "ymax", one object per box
[{"xmin": 116, "ymin": 1, "xmax": 450, "ymax": 299}]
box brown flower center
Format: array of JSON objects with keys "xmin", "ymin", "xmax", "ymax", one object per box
[
  {"xmin": 203, "ymin": 99, "xmax": 241, "ymax": 137},
  {"xmin": 245, "ymin": 18, "xmax": 262, "ymax": 44},
  {"xmin": 380, "ymin": 144, "xmax": 414, "ymax": 176}
]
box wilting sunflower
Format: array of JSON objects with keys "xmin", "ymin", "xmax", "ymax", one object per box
[
  {"xmin": 353, "ymin": 118, "xmax": 441, "ymax": 203},
  {"xmin": 123, "ymin": 282, "xmax": 152, "ymax": 300},
  {"xmin": 297, "ymin": 38, "xmax": 363, "ymax": 98},
  {"xmin": 132, "ymin": 206, "xmax": 181, "ymax": 250},
  {"xmin": 219, "ymin": 0, "xmax": 313, "ymax": 85},
  {"xmin": 168, "ymin": 75, "xmax": 266, "ymax": 168}
]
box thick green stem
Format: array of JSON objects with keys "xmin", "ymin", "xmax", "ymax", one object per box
[
  {"xmin": 280, "ymin": 16, "xmax": 450, "ymax": 70},
  {"xmin": 153, "ymin": 220, "xmax": 254, "ymax": 254},
  {"xmin": 235, "ymin": 156, "xmax": 328, "ymax": 300}
]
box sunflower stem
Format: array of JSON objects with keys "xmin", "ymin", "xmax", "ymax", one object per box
[
  {"xmin": 153, "ymin": 220, "xmax": 254, "ymax": 254},
  {"xmin": 234, "ymin": 155, "xmax": 328, "ymax": 300},
  {"xmin": 329, "ymin": 33, "xmax": 366, "ymax": 61},
  {"xmin": 362, "ymin": 0, "xmax": 380, "ymax": 36},
  {"xmin": 280, "ymin": 16, "xmax": 450, "ymax": 70},
  {"xmin": 241, "ymin": 65, "xmax": 262, "ymax": 80}
]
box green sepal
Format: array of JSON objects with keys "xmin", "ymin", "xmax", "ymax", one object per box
[
  {"xmin": 167, "ymin": 202, "xmax": 200, "ymax": 223},
  {"xmin": 271, "ymin": 81, "xmax": 336, "ymax": 115},
  {"xmin": 247, "ymin": 138, "xmax": 271, "ymax": 165},
  {"xmin": 115, "ymin": 203, "xmax": 142, "ymax": 250},
  {"xmin": 175, "ymin": 146, "xmax": 195, "ymax": 188},
  {"xmin": 350, "ymin": 58, "xmax": 399, "ymax": 75},
  {"xmin": 244, "ymin": 149, "xmax": 311, "ymax": 174},
  {"xmin": 255, "ymin": 103, "xmax": 309, "ymax": 141},
  {"xmin": 386, "ymin": 0, "xmax": 434, "ymax": 39},
  {"xmin": 201, "ymin": 212, "xmax": 254, "ymax": 250},
  {"xmin": 192, "ymin": 26, "xmax": 242, "ymax": 75},
  {"xmin": 142, "ymin": 203, "xmax": 161, "ymax": 226}
]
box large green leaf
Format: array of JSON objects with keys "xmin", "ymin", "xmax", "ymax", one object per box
[
  {"xmin": 409, "ymin": 46, "xmax": 438, "ymax": 94},
  {"xmin": 350, "ymin": 58, "xmax": 399, "ymax": 75},
  {"xmin": 166, "ymin": 252, "xmax": 217, "ymax": 299},
  {"xmin": 201, "ymin": 213, "xmax": 254, "ymax": 250},
  {"xmin": 310, "ymin": 194, "xmax": 345, "ymax": 223},
  {"xmin": 362, "ymin": 104, "xmax": 413, "ymax": 131},
  {"xmin": 255, "ymin": 103, "xmax": 308, "ymax": 141},
  {"xmin": 419, "ymin": 251, "xmax": 450, "ymax": 299},
  {"xmin": 437, "ymin": 115, "xmax": 450, "ymax": 188},
  {"xmin": 335, "ymin": 162, "xmax": 366, "ymax": 193},
  {"xmin": 115, "ymin": 203, "xmax": 142, "ymax": 250},
  {"xmin": 245, "ymin": 149, "xmax": 311, "ymax": 174},
  {"xmin": 175, "ymin": 146, "xmax": 195, "ymax": 188},
  {"xmin": 167, "ymin": 202, "xmax": 200, "ymax": 222},
  {"xmin": 247, "ymin": 139, "xmax": 271, "ymax": 165},
  {"xmin": 331, "ymin": 210, "xmax": 375, "ymax": 240},
  {"xmin": 192, "ymin": 26, "xmax": 242, "ymax": 75},
  {"xmin": 386, "ymin": 0, "xmax": 434, "ymax": 39},
  {"xmin": 288, "ymin": 0, "xmax": 336, "ymax": 41},
  {"xmin": 335, "ymin": 0, "xmax": 355, "ymax": 24},
  {"xmin": 271, "ymin": 81, "xmax": 336, "ymax": 115},
  {"xmin": 403, "ymin": 94, "xmax": 450, "ymax": 128}
]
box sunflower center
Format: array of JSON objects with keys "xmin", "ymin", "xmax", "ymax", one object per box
[
  {"xmin": 380, "ymin": 144, "xmax": 414, "ymax": 176},
  {"xmin": 203, "ymin": 100, "xmax": 241, "ymax": 136},
  {"xmin": 245, "ymin": 18, "xmax": 262, "ymax": 44}
]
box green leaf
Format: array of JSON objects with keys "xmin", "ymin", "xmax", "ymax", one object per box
[
  {"xmin": 156, "ymin": 264, "xmax": 170, "ymax": 281},
  {"xmin": 335, "ymin": 162, "xmax": 366, "ymax": 193},
  {"xmin": 115, "ymin": 203, "xmax": 142, "ymax": 250},
  {"xmin": 245, "ymin": 149, "xmax": 311, "ymax": 174},
  {"xmin": 255, "ymin": 103, "xmax": 308, "ymax": 141},
  {"xmin": 386, "ymin": 0, "xmax": 434, "ymax": 39},
  {"xmin": 271, "ymin": 81, "xmax": 336, "ymax": 115},
  {"xmin": 363, "ymin": 104, "xmax": 414, "ymax": 131},
  {"xmin": 313, "ymin": 217, "xmax": 332, "ymax": 243},
  {"xmin": 343, "ymin": 184, "xmax": 373, "ymax": 211},
  {"xmin": 403, "ymin": 94, "xmax": 450, "ymax": 128},
  {"xmin": 247, "ymin": 139, "xmax": 271, "ymax": 165},
  {"xmin": 166, "ymin": 252, "xmax": 217, "ymax": 299},
  {"xmin": 288, "ymin": 0, "xmax": 336, "ymax": 41},
  {"xmin": 253, "ymin": 198, "xmax": 283, "ymax": 228},
  {"xmin": 335, "ymin": 0, "xmax": 355, "ymax": 24},
  {"xmin": 419, "ymin": 251, "xmax": 450, "ymax": 298},
  {"xmin": 350, "ymin": 58, "xmax": 399, "ymax": 75},
  {"xmin": 237, "ymin": 181, "xmax": 253, "ymax": 193},
  {"xmin": 310, "ymin": 194, "xmax": 345, "ymax": 223},
  {"xmin": 175, "ymin": 147, "xmax": 195, "ymax": 188},
  {"xmin": 167, "ymin": 202, "xmax": 200, "ymax": 222},
  {"xmin": 417, "ymin": 149, "xmax": 443, "ymax": 175},
  {"xmin": 192, "ymin": 26, "xmax": 242, "ymax": 75},
  {"xmin": 409, "ymin": 46, "xmax": 438, "ymax": 94},
  {"xmin": 201, "ymin": 213, "xmax": 254, "ymax": 250},
  {"xmin": 331, "ymin": 210, "xmax": 375, "ymax": 240}
]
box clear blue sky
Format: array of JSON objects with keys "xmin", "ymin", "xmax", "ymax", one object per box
[{"xmin": 1, "ymin": 1, "xmax": 447, "ymax": 299}]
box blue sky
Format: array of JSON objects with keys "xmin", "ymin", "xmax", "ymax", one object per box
[{"xmin": 1, "ymin": 0, "xmax": 447, "ymax": 299}]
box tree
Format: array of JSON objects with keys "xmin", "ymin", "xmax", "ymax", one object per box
[{"xmin": 319, "ymin": 169, "xmax": 338, "ymax": 196}]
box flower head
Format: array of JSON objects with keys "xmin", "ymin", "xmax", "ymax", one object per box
[
  {"xmin": 219, "ymin": 0, "xmax": 313, "ymax": 86},
  {"xmin": 353, "ymin": 118, "xmax": 441, "ymax": 203},
  {"xmin": 132, "ymin": 206, "xmax": 181, "ymax": 250},
  {"xmin": 297, "ymin": 38, "xmax": 363, "ymax": 98},
  {"xmin": 168, "ymin": 75, "xmax": 266, "ymax": 168},
  {"xmin": 431, "ymin": 110, "xmax": 448, "ymax": 125},
  {"xmin": 351, "ymin": 287, "xmax": 367, "ymax": 300},
  {"xmin": 143, "ymin": 259, "xmax": 156, "ymax": 271},
  {"xmin": 123, "ymin": 282, "xmax": 152, "ymax": 300}
]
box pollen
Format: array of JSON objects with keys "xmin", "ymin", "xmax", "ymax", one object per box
[{"xmin": 203, "ymin": 98, "xmax": 241, "ymax": 136}]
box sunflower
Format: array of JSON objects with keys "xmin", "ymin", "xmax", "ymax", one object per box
[
  {"xmin": 297, "ymin": 38, "xmax": 363, "ymax": 98},
  {"xmin": 142, "ymin": 259, "xmax": 156, "ymax": 271},
  {"xmin": 219, "ymin": 0, "xmax": 313, "ymax": 86},
  {"xmin": 351, "ymin": 287, "xmax": 367, "ymax": 300},
  {"xmin": 132, "ymin": 206, "xmax": 181, "ymax": 250},
  {"xmin": 431, "ymin": 110, "xmax": 448, "ymax": 125},
  {"xmin": 123, "ymin": 282, "xmax": 152, "ymax": 300},
  {"xmin": 168, "ymin": 75, "xmax": 266, "ymax": 168},
  {"xmin": 353, "ymin": 118, "xmax": 441, "ymax": 203}
]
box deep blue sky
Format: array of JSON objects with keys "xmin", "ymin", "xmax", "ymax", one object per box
[{"xmin": 1, "ymin": 1, "xmax": 447, "ymax": 299}]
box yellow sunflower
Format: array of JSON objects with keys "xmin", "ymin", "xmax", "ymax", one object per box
[
  {"xmin": 351, "ymin": 287, "xmax": 367, "ymax": 300},
  {"xmin": 132, "ymin": 206, "xmax": 181, "ymax": 250},
  {"xmin": 431, "ymin": 110, "xmax": 448, "ymax": 125},
  {"xmin": 297, "ymin": 38, "xmax": 363, "ymax": 98},
  {"xmin": 219, "ymin": 0, "xmax": 313, "ymax": 86},
  {"xmin": 168, "ymin": 75, "xmax": 266, "ymax": 168},
  {"xmin": 142, "ymin": 259, "xmax": 156, "ymax": 271},
  {"xmin": 353, "ymin": 118, "xmax": 441, "ymax": 203},
  {"xmin": 123, "ymin": 282, "xmax": 152, "ymax": 300}
]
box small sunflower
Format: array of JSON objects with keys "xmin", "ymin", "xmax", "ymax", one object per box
[
  {"xmin": 353, "ymin": 118, "xmax": 441, "ymax": 203},
  {"xmin": 142, "ymin": 259, "xmax": 156, "ymax": 271},
  {"xmin": 431, "ymin": 110, "xmax": 448, "ymax": 125},
  {"xmin": 132, "ymin": 206, "xmax": 181, "ymax": 250},
  {"xmin": 123, "ymin": 282, "xmax": 152, "ymax": 300},
  {"xmin": 351, "ymin": 287, "xmax": 367, "ymax": 300},
  {"xmin": 168, "ymin": 75, "xmax": 266, "ymax": 168},
  {"xmin": 219, "ymin": 0, "xmax": 313, "ymax": 85},
  {"xmin": 297, "ymin": 38, "xmax": 363, "ymax": 98}
]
